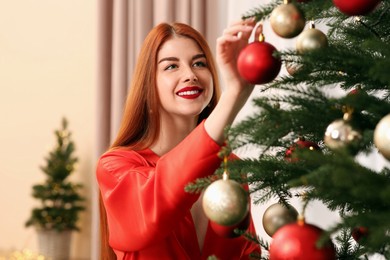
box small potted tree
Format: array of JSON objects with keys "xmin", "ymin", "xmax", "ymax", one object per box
[{"xmin": 25, "ymin": 118, "xmax": 85, "ymax": 259}]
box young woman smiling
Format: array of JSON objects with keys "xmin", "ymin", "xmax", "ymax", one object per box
[{"xmin": 97, "ymin": 20, "xmax": 262, "ymax": 259}]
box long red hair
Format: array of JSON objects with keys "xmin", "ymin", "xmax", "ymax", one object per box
[{"xmin": 99, "ymin": 22, "xmax": 221, "ymax": 259}]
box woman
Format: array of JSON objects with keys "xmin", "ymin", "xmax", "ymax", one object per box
[{"xmin": 97, "ymin": 19, "xmax": 261, "ymax": 259}]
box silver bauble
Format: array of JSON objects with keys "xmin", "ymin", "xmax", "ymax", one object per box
[
  {"xmin": 374, "ymin": 114, "xmax": 390, "ymax": 160},
  {"xmin": 296, "ymin": 27, "xmax": 328, "ymax": 53},
  {"xmin": 262, "ymin": 203, "xmax": 298, "ymax": 237},
  {"xmin": 202, "ymin": 179, "xmax": 249, "ymax": 226}
]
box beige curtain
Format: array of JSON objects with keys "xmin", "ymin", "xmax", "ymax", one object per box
[{"xmin": 92, "ymin": 0, "xmax": 226, "ymax": 257}]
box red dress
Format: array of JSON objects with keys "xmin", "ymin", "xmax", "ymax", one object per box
[{"xmin": 96, "ymin": 121, "xmax": 260, "ymax": 259}]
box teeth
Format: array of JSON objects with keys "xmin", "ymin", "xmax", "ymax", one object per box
[{"xmin": 178, "ymin": 90, "xmax": 200, "ymax": 96}]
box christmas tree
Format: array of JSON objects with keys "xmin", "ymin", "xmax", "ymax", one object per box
[
  {"xmin": 188, "ymin": 0, "xmax": 390, "ymax": 259},
  {"xmin": 25, "ymin": 118, "xmax": 85, "ymax": 232}
]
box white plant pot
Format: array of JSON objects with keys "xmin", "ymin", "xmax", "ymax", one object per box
[{"xmin": 37, "ymin": 230, "xmax": 72, "ymax": 260}]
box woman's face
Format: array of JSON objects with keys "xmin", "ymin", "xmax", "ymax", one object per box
[{"xmin": 156, "ymin": 36, "xmax": 213, "ymax": 122}]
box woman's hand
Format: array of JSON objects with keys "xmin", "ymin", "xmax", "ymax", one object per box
[
  {"xmin": 205, "ymin": 18, "xmax": 262, "ymax": 144},
  {"xmin": 216, "ymin": 18, "xmax": 262, "ymax": 91}
]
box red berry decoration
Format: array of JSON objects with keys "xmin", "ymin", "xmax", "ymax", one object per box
[
  {"xmin": 210, "ymin": 213, "xmax": 250, "ymax": 238},
  {"xmin": 285, "ymin": 137, "xmax": 320, "ymax": 161},
  {"xmin": 348, "ymin": 87, "xmax": 361, "ymax": 96},
  {"xmin": 237, "ymin": 34, "xmax": 281, "ymax": 85},
  {"xmin": 333, "ymin": 0, "xmax": 381, "ymax": 16},
  {"xmin": 270, "ymin": 218, "xmax": 336, "ymax": 260}
]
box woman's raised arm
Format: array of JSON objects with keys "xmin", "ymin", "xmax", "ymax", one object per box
[{"xmin": 205, "ymin": 19, "xmax": 262, "ymax": 144}]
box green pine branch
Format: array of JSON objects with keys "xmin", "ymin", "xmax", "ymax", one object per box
[{"xmin": 212, "ymin": 0, "xmax": 390, "ymax": 258}]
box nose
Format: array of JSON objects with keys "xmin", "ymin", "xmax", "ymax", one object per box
[{"xmin": 183, "ymin": 66, "xmax": 198, "ymax": 82}]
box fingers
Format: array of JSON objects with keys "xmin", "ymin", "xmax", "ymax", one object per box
[
  {"xmin": 222, "ymin": 17, "xmax": 261, "ymax": 42},
  {"xmin": 222, "ymin": 24, "xmax": 253, "ymax": 41},
  {"xmin": 216, "ymin": 17, "xmax": 262, "ymax": 58}
]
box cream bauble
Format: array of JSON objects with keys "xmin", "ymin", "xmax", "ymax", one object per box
[
  {"xmin": 374, "ymin": 114, "xmax": 390, "ymax": 160},
  {"xmin": 202, "ymin": 179, "xmax": 249, "ymax": 226},
  {"xmin": 324, "ymin": 119, "xmax": 361, "ymax": 149},
  {"xmin": 270, "ymin": 2, "xmax": 306, "ymax": 38}
]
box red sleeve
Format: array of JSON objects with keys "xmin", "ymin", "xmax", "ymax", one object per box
[
  {"xmin": 96, "ymin": 121, "xmax": 223, "ymax": 251},
  {"xmin": 240, "ymin": 217, "xmax": 262, "ymax": 259}
]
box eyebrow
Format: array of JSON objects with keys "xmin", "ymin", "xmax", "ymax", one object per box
[{"xmin": 158, "ymin": 53, "xmax": 206, "ymax": 64}]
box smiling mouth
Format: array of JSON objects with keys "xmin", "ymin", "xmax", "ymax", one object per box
[
  {"xmin": 176, "ymin": 87, "xmax": 203, "ymax": 99},
  {"xmin": 177, "ymin": 90, "xmax": 201, "ymax": 96}
]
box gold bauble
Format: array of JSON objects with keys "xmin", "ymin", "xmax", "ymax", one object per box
[
  {"xmin": 324, "ymin": 119, "xmax": 361, "ymax": 150},
  {"xmin": 270, "ymin": 2, "xmax": 306, "ymax": 38},
  {"xmin": 202, "ymin": 179, "xmax": 249, "ymax": 226},
  {"xmin": 296, "ymin": 27, "xmax": 328, "ymax": 53},
  {"xmin": 262, "ymin": 203, "xmax": 298, "ymax": 237},
  {"xmin": 374, "ymin": 114, "xmax": 390, "ymax": 160}
]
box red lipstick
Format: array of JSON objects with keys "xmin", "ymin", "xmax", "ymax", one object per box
[{"xmin": 176, "ymin": 86, "xmax": 203, "ymax": 99}]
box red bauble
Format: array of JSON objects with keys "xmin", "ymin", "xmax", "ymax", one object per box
[
  {"xmin": 333, "ymin": 0, "xmax": 381, "ymax": 16},
  {"xmin": 269, "ymin": 220, "xmax": 336, "ymax": 260},
  {"xmin": 210, "ymin": 213, "xmax": 250, "ymax": 238},
  {"xmin": 285, "ymin": 138, "xmax": 320, "ymax": 161},
  {"xmin": 352, "ymin": 226, "xmax": 369, "ymax": 242},
  {"xmin": 237, "ymin": 38, "xmax": 281, "ymax": 85}
]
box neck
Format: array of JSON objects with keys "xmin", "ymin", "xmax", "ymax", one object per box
[{"xmin": 150, "ymin": 115, "xmax": 198, "ymax": 156}]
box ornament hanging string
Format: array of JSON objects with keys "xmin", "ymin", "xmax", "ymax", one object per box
[
  {"xmin": 298, "ymin": 176, "xmax": 310, "ymax": 220},
  {"xmin": 218, "ymin": 137, "xmax": 233, "ymax": 180}
]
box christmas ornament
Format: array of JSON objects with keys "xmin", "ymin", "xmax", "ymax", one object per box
[
  {"xmin": 352, "ymin": 226, "xmax": 369, "ymax": 242},
  {"xmin": 296, "ymin": 22, "xmax": 328, "ymax": 53},
  {"xmin": 270, "ymin": 0, "xmax": 306, "ymax": 39},
  {"xmin": 262, "ymin": 202, "xmax": 298, "ymax": 237},
  {"xmin": 374, "ymin": 114, "xmax": 390, "ymax": 160},
  {"xmin": 210, "ymin": 212, "xmax": 250, "ymax": 238},
  {"xmin": 203, "ymin": 171, "xmax": 249, "ymax": 226},
  {"xmin": 285, "ymin": 137, "xmax": 320, "ymax": 161},
  {"xmin": 269, "ymin": 218, "xmax": 336, "ymax": 260},
  {"xmin": 237, "ymin": 33, "xmax": 282, "ymax": 85},
  {"xmin": 324, "ymin": 111, "xmax": 361, "ymax": 150},
  {"xmin": 285, "ymin": 61, "xmax": 302, "ymax": 76},
  {"xmin": 348, "ymin": 85, "xmax": 362, "ymax": 96},
  {"xmin": 333, "ymin": 0, "xmax": 381, "ymax": 16}
]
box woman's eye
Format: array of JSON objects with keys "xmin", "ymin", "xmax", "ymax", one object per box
[
  {"xmin": 165, "ymin": 64, "xmax": 178, "ymax": 70},
  {"xmin": 193, "ymin": 61, "xmax": 207, "ymax": 68}
]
